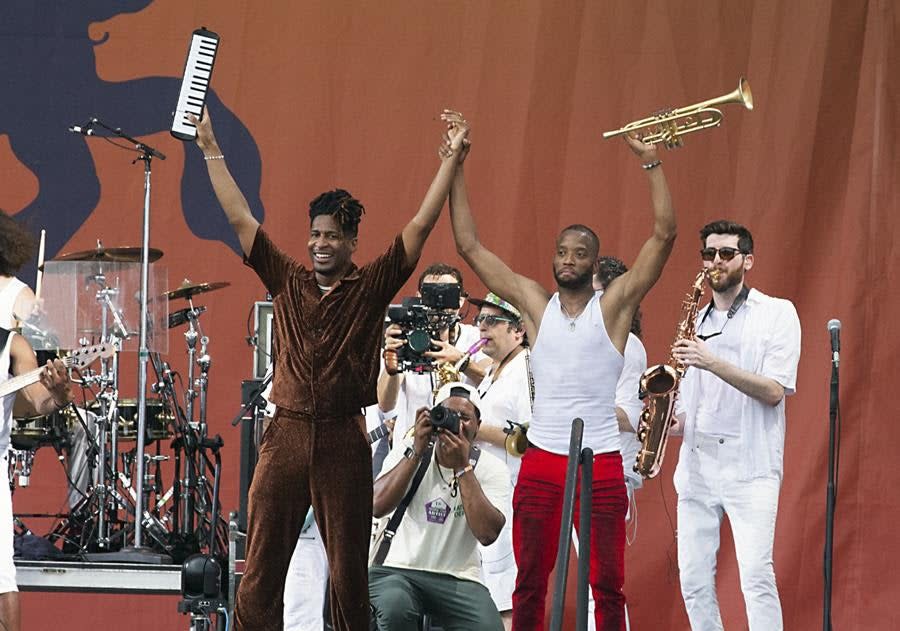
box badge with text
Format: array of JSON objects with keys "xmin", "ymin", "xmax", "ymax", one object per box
[{"xmin": 425, "ymin": 497, "xmax": 451, "ymax": 524}]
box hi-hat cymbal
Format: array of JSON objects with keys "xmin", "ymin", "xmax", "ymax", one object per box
[
  {"xmin": 52, "ymin": 246, "xmax": 164, "ymax": 264},
  {"xmin": 164, "ymin": 280, "xmax": 231, "ymax": 301}
]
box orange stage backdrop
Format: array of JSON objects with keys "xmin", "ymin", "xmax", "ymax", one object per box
[{"xmin": 1, "ymin": 1, "xmax": 896, "ymax": 629}]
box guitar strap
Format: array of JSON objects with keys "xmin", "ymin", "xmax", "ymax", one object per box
[{"xmin": 371, "ymin": 442, "xmax": 435, "ymax": 566}]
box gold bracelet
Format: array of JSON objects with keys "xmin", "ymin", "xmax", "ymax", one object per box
[{"xmin": 204, "ymin": 154, "xmax": 225, "ymax": 161}]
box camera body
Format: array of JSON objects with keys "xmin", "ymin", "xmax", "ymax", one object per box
[
  {"xmin": 386, "ymin": 283, "xmax": 461, "ymax": 373},
  {"xmin": 429, "ymin": 404, "xmax": 461, "ymax": 435}
]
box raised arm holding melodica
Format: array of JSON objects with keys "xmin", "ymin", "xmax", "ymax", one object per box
[{"xmin": 191, "ymin": 110, "xmax": 260, "ymax": 256}]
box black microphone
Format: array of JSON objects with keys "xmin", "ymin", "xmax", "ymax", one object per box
[
  {"xmin": 827, "ymin": 319, "xmax": 841, "ymax": 367},
  {"xmin": 68, "ymin": 125, "xmax": 94, "ymax": 136}
]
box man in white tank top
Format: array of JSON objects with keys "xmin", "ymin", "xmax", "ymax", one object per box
[
  {"xmin": 442, "ymin": 110, "xmax": 677, "ymax": 631},
  {"xmin": 671, "ymin": 221, "xmax": 801, "ymax": 631},
  {"xmin": 0, "ymin": 328, "xmax": 73, "ymax": 631}
]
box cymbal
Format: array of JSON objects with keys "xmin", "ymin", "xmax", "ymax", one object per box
[
  {"xmin": 52, "ymin": 246, "xmax": 164, "ymax": 264},
  {"xmin": 164, "ymin": 280, "xmax": 231, "ymax": 300}
]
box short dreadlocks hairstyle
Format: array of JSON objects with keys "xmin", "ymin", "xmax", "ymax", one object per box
[
  {"xmin": 0, "ymin": 211, "xmax": 36, "ymax": 277},
  {"xmin": 308, "ymin": 189, "xmax": 365, "ymax": 238},
  {"xmin": 596, "ymin": 256, "xmax": 643, "ymax": 338}
]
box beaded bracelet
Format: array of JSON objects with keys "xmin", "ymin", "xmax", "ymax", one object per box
[
  {"xmin": 204, "ymin": 154, "xmax": 225, "ymax": 161},
  {"xmin": 641, "ymin": 159, "xmax": 662, "ymax": 170}
]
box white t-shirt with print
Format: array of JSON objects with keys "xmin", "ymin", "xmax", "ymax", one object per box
[{"xmin": 375, "ymin": 437, "xmax": 511, "ymax": 585}]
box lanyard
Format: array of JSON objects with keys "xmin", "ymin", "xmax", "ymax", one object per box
[{"xmin": 696, "ymin": 285, "xmax": 750, "ymax": 342}]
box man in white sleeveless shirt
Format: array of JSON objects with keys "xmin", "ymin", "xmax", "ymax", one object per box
[
  {"xmin": 671, "ymin": 221, "xmax": 800, "ymax": 631},
  {"xmin": 443, "ymin": 110, "xmax": 677, "ymax": 631}
]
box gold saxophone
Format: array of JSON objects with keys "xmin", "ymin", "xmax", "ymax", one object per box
[
  {"xmin": 432, "ymin": 338, "xmax": 488, "ymax": 398},
  {"xmin": 634, "ymin": 269, "xmax": 713, "ymax": 479}
]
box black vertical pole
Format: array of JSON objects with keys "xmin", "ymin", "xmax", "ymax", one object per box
[
  {"xmin": 576, "ymin": 447, "xmax": 593, "ymax": 630},
  {"xmin": 549, "ymin": 418, "xmax": 584, "ymax": 631},
  {"xmin": 823, "ymin": 360, "xmax": 838, "ymax": 631}
]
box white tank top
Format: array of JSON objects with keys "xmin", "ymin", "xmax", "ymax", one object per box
[
  {"xmin": 529, "ymin": 292, "xmax": 623, "ymax": 455},
  {"xmin": 0, "ymin": 331, "xmax": 17, "ymax": 452},
  {"xmin": 0, "ymin": 278, "xmax": 27, "ymax": 329}
]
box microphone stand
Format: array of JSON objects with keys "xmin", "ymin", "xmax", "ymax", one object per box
[
  {"xmin": 823, "ymin": 356, "xmax": 839, "ymax": 631},
  {"xmin": 88, "ymin": 117, "xmax": 170, "ymax": 564}
]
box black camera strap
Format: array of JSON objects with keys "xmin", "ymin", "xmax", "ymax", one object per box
[{"xmin": 371, "ymin": 442, "xmax": 435, "ymax": 566}]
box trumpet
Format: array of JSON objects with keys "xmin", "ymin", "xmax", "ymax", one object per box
[{"xmin": 603, "ymin": 77, "xmax": 753, "ymax": 149}]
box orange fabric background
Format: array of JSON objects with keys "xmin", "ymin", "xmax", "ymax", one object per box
[{"xmin": 1, "ymin": 1, "xmax": 896, "ymax": 629}]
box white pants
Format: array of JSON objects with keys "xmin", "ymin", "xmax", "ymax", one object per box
[
  {"xmin": 283, "ymin": 520, "xmax": 329, "ymax": 631},
  {"xmin": 675, "ymin": 433, "xmax": 782, "ymax": 631},
  {"xmin": 0, "ymin": 453, "xmax": 16, "ymax": 594}
]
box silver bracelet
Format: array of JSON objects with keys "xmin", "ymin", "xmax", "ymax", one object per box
[
  {"xmin": 642, "ymin": 159, "xmax": 662, "ymax": 170},
  {"xmin": 204, "ymin": 154, "xmax": 225, "ymax": 161}
]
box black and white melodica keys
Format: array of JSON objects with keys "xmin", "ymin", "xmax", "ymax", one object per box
[{"xmin": 171, "ymin": 27, "xmax": 220, "ymax": 141}]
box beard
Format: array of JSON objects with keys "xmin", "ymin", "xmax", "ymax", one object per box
[
  {"xmin": 709, "ymin": 265, "xmax": 744, "ymax": 293},
  {"xmin": 554, "ymin": 267, "xmax": 594, "ymax": 290}
]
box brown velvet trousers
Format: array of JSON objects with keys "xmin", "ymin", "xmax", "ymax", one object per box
[{"xmin": 235, "ymin": 408, "xmax": 373, "ymax": 631}]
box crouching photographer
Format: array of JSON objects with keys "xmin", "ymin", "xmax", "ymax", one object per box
[{"xmin": 369, "ymin": 383, "xmax": 509, "ymax": 631}]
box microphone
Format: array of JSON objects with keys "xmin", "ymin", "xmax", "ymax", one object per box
[
  {"xmin": 69, "ymin": 117, "xmax": 97, "ymax": 136},
  {"xmin": 827, "ymin": 319, "xmax": 841, "ymax": 367}
]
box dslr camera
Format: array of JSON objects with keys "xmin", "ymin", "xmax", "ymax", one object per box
[
  {"xmin": 429, "ymin": 404, "xmax": 461, "ymax": 435},
  {"xmin": 386, "ymin": 283, "xmax": 461, "ymax": 373}
]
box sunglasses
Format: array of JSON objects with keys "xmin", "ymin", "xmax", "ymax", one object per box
[
  {"xmin": 700, "ymin": 246, "xmax": 747, "ymax": 262},
  {"xmin": 474, "ymin": 314, "xmax": 516, "ymax": 327}
]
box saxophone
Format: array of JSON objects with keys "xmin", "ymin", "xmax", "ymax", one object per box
[
  {"xmin": 431, "ymin": 338, "xmax": 488, "ymax": 399},
  {"xmin": 634, "ymin": 269, "xmax": 712, "ymax": 479}
]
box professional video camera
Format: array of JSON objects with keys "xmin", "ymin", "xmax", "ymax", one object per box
[
  {"xmin": 429, "ymin": 404, "xmax": 461, "ymax": 435},
  {"xmin": 386, "ymin": 283, "xmax": 461, "ymax": 373}
]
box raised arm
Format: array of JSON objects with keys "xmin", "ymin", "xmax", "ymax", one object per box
[
  {"xmin": 191, "ymin": 110, "xmax": 260, "ymax": 256},
  {"xmin": 444, "ymin": 113, "xmax": 549, "ymax": 328},
  {"xmin": 602, "ymin": 136, "xmax": 677, "ymax": 342},
  {"xmin": 400, "ymin": 114, "xmax": 471, "ymax": 267}
]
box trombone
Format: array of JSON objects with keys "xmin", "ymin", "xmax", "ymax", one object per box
[{"xmin": 603, "ymin": 77, "xmax": 753, "ymax": 149}]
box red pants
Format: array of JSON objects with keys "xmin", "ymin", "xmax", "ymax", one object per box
[{"xmin": 512, "ymin": 447, "xmax": 627, "ymax": 631}]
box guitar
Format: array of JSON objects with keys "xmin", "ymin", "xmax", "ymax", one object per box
[
  {"xmin": 0, "ymin": 343, "xmax": 115, "ymax": 399},
  {"xmin": 300, "ymin": 420, "xmax": 391, "ymax": 533}
]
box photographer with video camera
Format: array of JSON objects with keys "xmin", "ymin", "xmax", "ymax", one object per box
[
  {"xmin": 377, "ymin": 264, "xmax": 488, "ymax": 441},
  {"xmin": 369, "ymin": 383, "xmax": 508, "ymax": 631}
]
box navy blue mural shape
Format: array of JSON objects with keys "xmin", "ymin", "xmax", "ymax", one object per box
[{"xmin": 1, "ymin": 1, "xmax": 265, "ymax": 283}]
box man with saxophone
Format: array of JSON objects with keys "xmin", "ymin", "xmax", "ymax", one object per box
[
  {"xmin": 444, "ymin": 109, "xmax": 677, "ymax": 631},
  {"xmin": 671, "ymin": 220, "xmax": 801, "ymax": 631},
  {"xmin": 470, "ymin": 292, "xmax": 533, "ymax": 629}
]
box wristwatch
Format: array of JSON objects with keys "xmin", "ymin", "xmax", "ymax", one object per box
[{"xmin": 404, "ymin": 447, "xmax": 421, "ymax": 462}]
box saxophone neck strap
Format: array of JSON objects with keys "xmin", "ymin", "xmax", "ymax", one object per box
[{"xmin": 697, "ymin": 284, "xmax": 750, "ymax": 341}]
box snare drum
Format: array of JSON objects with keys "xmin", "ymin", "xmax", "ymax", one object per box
[
  {"xmin": 11, "ymin": 410, "xmax": 73, "ymax": 451},
  {"xmin": 90, "ymin": 399, "xmax": 174, "ymax": 442}
]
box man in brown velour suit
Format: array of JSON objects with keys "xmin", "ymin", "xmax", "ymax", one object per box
[{"xmin": 191, "ymin": 109, "xmax": 471, "ymax": 631}]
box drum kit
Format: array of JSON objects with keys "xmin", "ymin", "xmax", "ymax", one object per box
[{"xmin": 12, "ymin": 244, "xmax": 230, "ymax": 562}]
